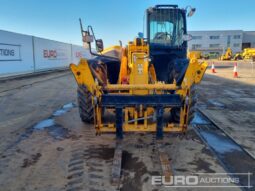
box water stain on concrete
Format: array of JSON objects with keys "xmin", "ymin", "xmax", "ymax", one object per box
[
  {"xmin": 86, "ymin": 147, "xmax": 114, "ymax": 161},
  {"xmin": 47, "ymin": 125, "xmax": 70, "ymax": 140}
]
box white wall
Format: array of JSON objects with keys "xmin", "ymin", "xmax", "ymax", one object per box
[
  {"xmin": 0, "ymin": 30, "xmax": 92, "ymax": 77},
  {"xmin": 0, "ymin": 30, "xmax": 34, "ymax": 76}
]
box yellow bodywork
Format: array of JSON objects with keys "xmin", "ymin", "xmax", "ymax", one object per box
[
  {"xmin": 70, "ymin": 59, "xmax": 96, "ymax": 93},
  {"xmin": 70, "ymin": 38, "xmax": 207, "ymax": 135},
  {"xmin": 242, "ymin": 48, "xmax": 255, "ymax": 60},
  {"xmin": 188, "ymin": 51, "xmax": 202, "ymax": 60}
]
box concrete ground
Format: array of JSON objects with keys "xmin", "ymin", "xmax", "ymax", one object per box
[
  {"xmin": 197, "ymin": 60, "xmax": 255, "ymax": 158},
  {"xmin": 0, "ymin": 61, "xmax": 253, "ymax": 191}
]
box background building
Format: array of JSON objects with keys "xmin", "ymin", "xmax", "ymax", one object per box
[
  {"xmin": 242, "ymin": 31, "xmax": 255, "ymax": 49},
  {"xmin": 188, "ymin": 30, "xmax": 255, "ymax": 57}
]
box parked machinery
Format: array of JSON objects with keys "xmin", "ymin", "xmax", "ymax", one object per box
[
  {"xmin": 233, "ymin": 48, "xmax": 255, "ymax": 61},
  {"xmin": 242, "ymin": 48, "xmax": 255, "ymax": 60},
  {"xmin": 70, "ymin": 5, "xmax": 207, "ymax": 139}
]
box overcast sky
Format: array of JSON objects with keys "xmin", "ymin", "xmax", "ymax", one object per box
[{"xmin": 0, "ymin": 0, "xmax": 254, "ymax": 47}]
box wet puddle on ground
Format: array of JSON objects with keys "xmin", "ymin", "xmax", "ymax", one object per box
[
  {"xmin": 199, "ymin": 130, "xmax": 242, "ymax": 154},
  {"xmin": 52, "ymin": 103, "xmax": 75, "ymax": 117},
  {"xmin": 192, "ymin": 111, "xmax": 245, "ymax": 155},
  {"xmin": 3, "ymin": 102, "xmax": 76, "ymax": 152},
  {"xmin": 33, "ymin": 119, "xmax": 55, "ymax": 130},
  {"xmin": 190, "ymin": 112, "xmax": 211, "ymax": 125},
  {"xmin": 32, "ymin": 102, "xmax": 75, "ymax": 139}
]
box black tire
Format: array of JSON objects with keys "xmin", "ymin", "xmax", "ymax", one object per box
[
  {"xmin": 170, "ymin": 85, "xmax": 197, "ymax": 124},
  {"xmin": 171, "ymin": 107, "xmax": 180, "ymax": 123},
  {"xmin": 188, "ymin": 85, "xmax": 197, "ymax": 124},
  {"xmin": 77, "ymin": 85, "xmax": 94, "ymax": 123}
]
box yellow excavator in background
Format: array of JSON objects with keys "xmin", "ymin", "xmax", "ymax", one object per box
[
  {"xmin": 219, "ymin": 47, "xmax": 232, "ymax": 60},
  {"xmin": 70, "ymin": 4, "xmax": 207, "ymax": 139}
]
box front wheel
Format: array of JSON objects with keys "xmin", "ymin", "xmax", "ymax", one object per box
[{"xmin": 77, "ymin": 85, "xmax": 94, "ymax": 123}]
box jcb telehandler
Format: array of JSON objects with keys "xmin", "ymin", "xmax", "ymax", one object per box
[{"xmin": 70, "ymin": 4, "xmax": 207, "ymax": 140}]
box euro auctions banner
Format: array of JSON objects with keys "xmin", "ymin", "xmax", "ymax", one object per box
[
  {"xmin": 0, "ymin": 43, "xmax": 21, "ymax": 61},
  {"xmin": 0, "ymin": 30, "xmax": 92, "ymax": 77},
  {"xmin": 33, "ymin": 37, "xmax": 72, "ymax": 70}
]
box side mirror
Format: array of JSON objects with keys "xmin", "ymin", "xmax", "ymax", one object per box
[
  {"xmin": 183, "ymin": 34, "xmax": 193, "ymax": 41},
  {"xmin": 96, "ymin": 39, "xmax": 104, "ymax": 52},
  {"xmin": 187, "ymin": 8, "xmax": 196, "ymax": 17},
  {"xmin": 82, "ymin": 31, "xmax": 94, "ymax": 43}
]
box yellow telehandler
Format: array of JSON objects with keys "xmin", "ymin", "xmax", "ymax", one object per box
[{"xmin": 70, "ymin": 4, "xmax": 207, "ymax": 140}]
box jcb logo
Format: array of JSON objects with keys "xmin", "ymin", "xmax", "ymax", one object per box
[{"xmin": 43, "ymin": 50, "xmax": 57, "ymax": 58}]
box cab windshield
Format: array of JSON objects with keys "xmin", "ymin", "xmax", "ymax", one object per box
[{"xmin": 148, "ymin": 9, "xmax": 185, "ymax": 47}]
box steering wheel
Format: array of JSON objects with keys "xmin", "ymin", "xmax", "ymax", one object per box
[{"xmin": 153, "ymin": 32, "xmax": 171, "ymax": 41}]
